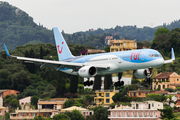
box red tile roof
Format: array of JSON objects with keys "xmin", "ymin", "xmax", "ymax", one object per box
[{"xmin": 153, "ymin": 72, "xmax": 174, "ymax": 79}]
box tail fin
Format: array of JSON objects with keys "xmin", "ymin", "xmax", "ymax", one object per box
[{"xmin": 53, "ymin": 27, "xmax": 74, "ymax": 61}]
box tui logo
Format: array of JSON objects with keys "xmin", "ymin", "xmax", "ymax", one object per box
[{"xmin": 57, "ymin": 42, "xmax": 64, "ymax": 54}]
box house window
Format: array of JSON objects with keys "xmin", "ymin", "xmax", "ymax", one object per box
[
  {"xmin": 106, "ymin": 99, "xmax": 110, "ymax": 103},
  {"xmin": 90, "ymin": 112, "xmax": 92, "ymax": 115},
  {"xmin": 152, "ymin": 103, "xmax": 154, "ymax": 107},
  {"xmin": 138, "ymin": 92, "xmax": 141, "ymax": 95},
  {"xmin": 0, "ymin": 110, "xmax": 1, "ymax": 113},
  {"xmin": 83, "ymin": 112, "xmax": 86, "ymax": 115},
  {"xmin": 177, "ymin": 78, "xmax": 179, "ymax": 81},
  {"xmin": 44, "ymin": 114, "xmax": 46, "ymax": 117},
  {"xmin": 99, "ymin": 93, "xmax": 101, "ymax": 96},
  {"xmin": 134, "ymin": 44, "xmax": 136, "ymax": 47},
  {"xmin": 99, "ymin": 99, "xmax": 102, "ymax": 102},
  {"xmin": 33, "ymin": 113, "xmax": 37, "ymax": 116},
  {"xmin": 20, "ymin": 113, "xmax": 23, "ymax": 116},
  {"xmin": 106, "ymin": 93, "xmax": 109, "ymax": 97},
  {"xmin": 116, "ymin": 49, "xmax": 118, "ymax": 51}
]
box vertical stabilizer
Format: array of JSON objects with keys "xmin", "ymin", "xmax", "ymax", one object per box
[{"xmin": 53, "ymin": 27, "xmax": 74, "ymax": 61}]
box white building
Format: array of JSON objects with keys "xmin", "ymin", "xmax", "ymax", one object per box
[
  {"xmin": 108, "ymin": 101, "xmax": 163, "ymax": 120},
  {"xmin": 84, "ymin": 76, "xmax": 131, "ymax": 89}
]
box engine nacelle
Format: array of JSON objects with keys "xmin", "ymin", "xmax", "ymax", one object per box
[
  {"xmin": 78, "ymin": 66, "xmax": 97, "ymax": 78},
  {"xmin": 133, "ymin": 69, "xmax": 153, "ymax": 79}
]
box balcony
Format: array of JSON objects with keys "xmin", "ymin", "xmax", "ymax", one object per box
[
  {"xmin": 95, "ymin": 90, "xmax": 119, "ymax": 92},
  {"xmin": 10, "ymin": 116, "xmax": 35, "ymax": 120}
]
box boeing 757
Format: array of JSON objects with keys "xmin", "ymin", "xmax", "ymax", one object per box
[{"xmin": 4, "ymin": 27, "xmax": 175, "ymax": 86}]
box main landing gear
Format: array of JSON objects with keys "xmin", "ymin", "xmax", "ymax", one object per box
[
  {"xmin": 84, "ymin": 78, "xmax": 93, "ymax": 86},
  {"xmin": 114, "ymin": 72, "xmax": 124, "ymax": 87}
]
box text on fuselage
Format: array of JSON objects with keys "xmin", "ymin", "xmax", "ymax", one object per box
[{"xmin": 131, "ymin": 52, "xmax": 141, "ymax": 60}]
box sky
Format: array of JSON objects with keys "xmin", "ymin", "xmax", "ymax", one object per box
[{"xmin": 3, "ymin": 0, "xmax": 180, "ymax": 33}]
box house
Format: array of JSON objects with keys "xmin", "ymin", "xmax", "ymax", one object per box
[
  {"xmin": 152, "ymin": 72, "xmax": 180, "ymax": 90},
  {"xmin": 84, "ymin": 76, "xmax": 131, "ymax": 89},
  {"xmin": 108, "ymin": 101, "xmax": 162, "ymax": 120},
  {"xmin": 10, "ymin": 109, "xmax": 53, "ymax": 120},
  {"xmin": 110, "ymin": 38, "xmax": 137, "ymax": 52},
  {"xmin": 128, "ymin": 90, "xmax": 151, "ymax": 98},
  {"xmin": 94, "ymin": 87, "xmax": 119, "ymax": 105},
  {"xmin": 128, "ymin": 90, "xmax": 169, "ymax": 98},
  {"xmin": 60, "ymin": 106, "xmax": 93, "ymax": 117},
  {"xmin": 19, "ymin": 96, "xmax": 31, "ymax": 106},
  {"xmin": 0, "ymin": 89, "xmax": 20, "ymax": 106},
  {"xmin": 0, "ymin": 89, "xmax": 20, "ymax": 98},
  {"xmin": 0, "ymin": 106, "xmax": 8, "ymax": 116},
  {"xmin": 38, "ymin": 98, "xmax": 68, "ymax": 110},
  {"xmin": 105, "ymin": 36, "xmax": 113, "ymax": 45}
]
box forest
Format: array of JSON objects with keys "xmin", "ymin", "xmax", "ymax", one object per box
[{"xmin": 1, "ymin": 1, "xmax": 180, "ymax": 51}]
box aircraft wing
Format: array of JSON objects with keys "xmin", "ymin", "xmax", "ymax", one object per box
[
  {"xmin": 164, "ymin": 48, "xmax": 175, "ymax": 64},
  {"xmin": 4, "ymin": 44, "xmax": 109, "ymax": 70}
]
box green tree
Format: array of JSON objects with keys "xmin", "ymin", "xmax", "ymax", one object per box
[
  {"xmin": 158, "ymin": 107, "xmax": 175, "ymax": 120},
  {"xmin": 93, "ymin": 106, "xmax": 108, "ymax": 120},
  {"xmin": 33, "ymin": 115, "xmax": 45, "ymax": 120},
  {"xmin": 10, "ymin": 99, "xmax": 19, "ymax": 108},
  {"xmin": 70, "ymin": 75, "xmax": 78, "ymax": 93},
  {"xmin": 93, "ymin": 75, "xmax": 102, "ymax": 91},
  {"xmin": 104, "ymin": 74, "xmax": 113, "ymax": 89},
  {"xmin": 31, "ymin": 96, "xmax": 39, "ymax": 109},
  {"xmin": 71, "ymin": 109, "xmax": 85, "ymax": 120},
  {"xmin": 64, "ymin": 111, "xmax": 73, "ymax": 119},
  {"xmin": 104, "ymin": 46, "xmax": 110, "ymax": 52},
  {"xmin": 53, "ymin": 113, "xmax": 70, "ymax": 120},
  {"xmin": 153, "ymin": 27, "xmax": 170, "ymax": 38},
  {"xmin": 5, "ymin": 112, "xmax": 10, "ymax": 120}
]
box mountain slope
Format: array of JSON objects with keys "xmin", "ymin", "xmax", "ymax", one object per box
[{"xmin": 0, "ymin": 2, "xmax": 54, "ymax": 50}]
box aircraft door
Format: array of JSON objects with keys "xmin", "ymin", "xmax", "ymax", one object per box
[
  {"xmin": 141, "ymin": 53, "xmax": 144, "ymax": 61},
  {"xmin": 118, "ymin": 56, "xmax": 122, "ymax": 63}
]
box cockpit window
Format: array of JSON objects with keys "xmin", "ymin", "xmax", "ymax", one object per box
[{"xmin": 148, "ymin": 54, "xmax": 162, "ymax": 57}]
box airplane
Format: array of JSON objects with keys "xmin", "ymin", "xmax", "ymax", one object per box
[{"xmin": 4, "ymin": 27, "xmax": 175, "ymax": 86}]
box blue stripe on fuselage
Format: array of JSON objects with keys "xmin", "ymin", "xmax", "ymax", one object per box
[{"xmin": 62, "ymin": 49, "xmax": 163, "ymax": 64}]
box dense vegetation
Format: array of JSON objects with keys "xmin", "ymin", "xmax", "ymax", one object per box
[{"xmin": 0, "ymin": 43, "xmax": 93, "ymax": 99}]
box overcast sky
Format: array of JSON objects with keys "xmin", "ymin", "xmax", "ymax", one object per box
[{"xmin": 3, "ymin": 0, "xmax": 180, "ymax": 33}]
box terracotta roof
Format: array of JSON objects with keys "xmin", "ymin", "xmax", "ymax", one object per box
[
  {"xmin": 129, "ymin": 90, "xmax": 151, "ymax": 93},
  {"xmin": 153, "ymin": 72, "xmax": 174, "ymax": 79},
  {"xmin": 38, "ymin": 101, "xmax": 64, "ymax": 105},
  {"xmin": 149, "ymin": 90, "xmax": 169, "ymax": 94}
]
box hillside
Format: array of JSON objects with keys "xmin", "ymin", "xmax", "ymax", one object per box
[
  {"xmin": 0, "ymin": 2, "xmax": 54, "ymax": 50},
  {"xmin": 80, "ymin": 20, "xmax": 180, "ymax": 42},
  {"xmin": 1, "ymin": 1, "xmax": 180, "ymax": 51}
]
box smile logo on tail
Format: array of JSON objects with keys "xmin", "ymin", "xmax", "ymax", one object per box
[{"xmin": 57, "ymin": 42, "xmax": 64, "ymax": 54}]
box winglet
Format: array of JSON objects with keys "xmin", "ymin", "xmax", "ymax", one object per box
[
  {"xmin": 171, "ymin": 48, "xmax": 175, "ymax": 61},
  {"xmin": 164, "ymin": 48, "xmax": 175, "ymax": 64},
  {"xmin": 3, "ymin": 44, "xmax": 11, "ymax": 57}
]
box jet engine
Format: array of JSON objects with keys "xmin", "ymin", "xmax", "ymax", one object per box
[
  {"xmin": 78, "ymin": 66, "xmax": 97, "ymax": 78},
  {"xmin": 133, "ymin": 68, "xmax": 153, "ymax": 79}
]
